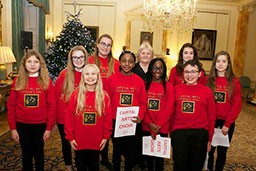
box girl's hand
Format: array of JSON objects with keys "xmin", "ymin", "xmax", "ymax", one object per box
[
  {"xmin": 151, "ymin": 134, "xmax": 156, "ymax": 140},
  {"xmin": 43, "ymin": 130, "xmax": 51, "ymax": 143},
  {"xmin": 131, "ymin": 116, "xmax": 141, "ymax": 123},
  {"xmin": 207, "ymin": 141, "xmax": 212, "ymax": 152},
  {"xmin": 11, "ymin": 130, "xmax": 20, "ymax": 143},
  {"xmin": 70, "ymin": 140, "xmax": 77, "ymax": 150},
  {"xmin": 222, "ymin": 126, "xmax": 229, "ymax": 136},
  {"xmin": 148, "ymin": 123, "xmax": 160, "ymax": 133},
  {"xmin": 100, "ymin": 139, "xmax": 108, "ymax": 151}
]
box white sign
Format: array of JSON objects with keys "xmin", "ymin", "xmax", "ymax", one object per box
[
  {"xmin": 211, "ymin": 128, "xmax": 230, "ymax": 147},
  {"xmin": 114, "ymin": 107, "xmax": 139, "ymax": 138},
  {"xmin": 142, "ymin": 135, "xmax": 171, "ymax": 158}
]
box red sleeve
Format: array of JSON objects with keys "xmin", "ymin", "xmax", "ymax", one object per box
[
  {"xmin": 207, "ymin": 90, "xmax": 216, "ymax": 142},
  {"xmin": 7, "ymin": 78, "xmax": 18, "ymax": 130},
  {"xmin": 46, "ymin": 79, "xmax": 56, "ymax": 130},
  {"xmin": 55, "ymin": 70, "xmax": 66, "ymax": 101},
  {"xmin": 88, "ymin": 56, "xmax": 95, "ymax": 64},
  {"xmin": 64, "ymin": 91, "xmax": 77, "ymax": 142},
  {"xmin": 224, "ymin": 80, "xmax": 242, "ymax": 128},
  {"xmin": 168, "ymin": 67, "xmax": 176, "ymax": 88},
  {"xmin": 103, "ymin": 92, "xmax": 113, "ymax": 139},
  {"xmin": 138, "ymin": 80, "xmax": 147, "ymax": 121},
  {"xmin": 198, "ymin": 70, "xmax": 207, "ymax": 85},
  {"xmin": 155, "ymin": 83, "xmax": 174, "ymax": 127},
  {"xmin": 113, "ymin": 59, "xmax": 120, "ymax": 74}
]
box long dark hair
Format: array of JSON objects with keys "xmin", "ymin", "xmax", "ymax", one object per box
[
  {"xmin": 176, "ymin": 43, "xmax": 202, "ymax": 76},
  {"xmin": 146, "ymin": 58, "xmax": 167, "ymax": 94},
  {"xmin": 207, "ymin": 51, "xmax": 236, "ymax": 102}
]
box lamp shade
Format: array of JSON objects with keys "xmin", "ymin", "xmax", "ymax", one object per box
[{"xmin": 0, "ymin": 46, "xmax": 17, "ymax": 63}]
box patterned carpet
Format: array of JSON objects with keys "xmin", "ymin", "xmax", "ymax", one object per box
[{"xmin": 0, "ymin": 102, "xmax": 256, "ymax": 171}]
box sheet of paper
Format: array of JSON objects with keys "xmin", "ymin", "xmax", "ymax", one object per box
[
  {"xmin": 114, "ymin": 106, "xmax": 139, "ymax": 138},
  {"xmin": 211, "ymin": 128, "xmax": 230, "ymax": 147},
  {"xmin": 142, "ymin": 135, "xmax": 171, "ymax": 159}
]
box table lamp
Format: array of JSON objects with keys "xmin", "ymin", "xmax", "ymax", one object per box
[{"xmin": 0, "ymin": 46, "xmax": 17, "ymax": 80}]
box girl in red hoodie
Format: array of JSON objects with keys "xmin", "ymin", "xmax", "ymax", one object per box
[
  {"xmin": 88, "ymin": 34, "xmax": 119, "ymax": 168},
  {"xmin": 143, "ymin": 58, "xmax": 174, "ymax": 171},
  {"xmin": 55, "ymin": 46, "xmax": 88, "ymax": 171},
  {"xmin": 171, "ymin": 60, "xmax": 216, "ymax": 171},
  {"xmin": 107, "ymin": 51, "xmax": 147, "ymax": 171},
  {"xmin": 207, "ymin": 51, "xmax": 242, "ymax": 171},
  {"xmin": 65, "ymin": 64, "xmax": 112, "ymax": 171},
  {"xmin": 168, "ymin": 43, "xmax": 206, "ymax": 87},
  {"xmin": 7, "ymin": 50, "xmax": 56, "ymax": 171}
]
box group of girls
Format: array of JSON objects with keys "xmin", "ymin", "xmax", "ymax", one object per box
[{"xmin": 7, "ymin": 32, "xmax": 242, "ymax": 171}]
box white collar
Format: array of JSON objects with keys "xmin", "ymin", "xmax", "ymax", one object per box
[
  {"xmin": 28, "ymin": 72, "xmax": 39, "ymax": 77},
  {"xmin": 75, "ymin": 68, "xmax": 83, "ymax": 72}
]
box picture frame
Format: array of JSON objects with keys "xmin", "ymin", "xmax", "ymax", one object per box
[
  {"xmin": 86, "ymin": 26, "xmax": 99, "ymax": 42},
  {"xmin": 140, "ymin": 32, "xmax": 153, "ymax": 47},
  {"xmin": 192, "ymin": 29, "xmax": 217, "ymax": 60}
]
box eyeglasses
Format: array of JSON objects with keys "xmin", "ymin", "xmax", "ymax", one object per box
[
  {"xmin": 72, "ymin": 56, "xmax": 85, "ymax": 61},
  {"xmin": 184, "ymin": 70, "xmax": 199, "ymax": 74},
  {"xmin": 152, "ymin": 67, "xmax": 164, "ymax": 72},
  {"xmin": 99, "ymin": 42, "xmax": 112, "ymax": 49}
]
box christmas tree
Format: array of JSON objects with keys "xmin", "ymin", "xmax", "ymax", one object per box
[{"xmin": 45, "ymin": 10, "xmax": 95, "ymax": 80}]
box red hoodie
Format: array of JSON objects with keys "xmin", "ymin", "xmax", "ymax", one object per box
[
  {"xmin": 171, "ymin": 83, "xmax": 216, "ymax": 141},
  {"xmin": 168, "ymin": 66, "xmax": 206, "ymax": 87},
  {"xmin": 65, "ymin": 89, "xmax": 112, "ymax": 150},
  {"xmin": 89, "ymin": 55, "xmax": 119, "ymax": 90},
  {"xmin": 212, "ymin": 77, "xmax": 242, "ymax": 128},
  {"xmin": 142, "ymin": 81, "xmax": 174, "ymax": 134},
  {"xmin": 7, "ymin": 77, "xmax": 56, "ymax": 130},
  {"xmin": 55, "ymin": 69, "xmax": 82, "ymax": 124},
  {"xmin": 107, "ymin": 72, "xmax": 147, "ymax": 120}
]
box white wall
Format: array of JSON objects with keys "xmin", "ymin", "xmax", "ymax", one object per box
[{"xmin": 244, "ymin": 9, "xmax": 256, "ymax": 85}]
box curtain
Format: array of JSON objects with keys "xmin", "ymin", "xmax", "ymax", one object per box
[
  {"xmin": 27, "ymin": 0, "xmax": 49, "ymax": 14},
  {"xmin": 38, "ymin": 8, "xmax": 45, "ymax": 55},
  {"xmin": 27, "ymin": 0, "xmax": 49, "ymax": 55},
  {"xmin": 12, "ymin": 0, "xmax": 24, "ymax": 67}
]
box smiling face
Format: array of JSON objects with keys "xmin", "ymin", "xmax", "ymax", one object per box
[
  {"xmin": 25, "ymin": 55, "xmax": 40, "ymax": 75},
  {"xmin": 120, "ymin": 53, "xmax": 135, "ymax": 75},
  {"xmin": 152, "ymin": 60, "xmax": 164, "ymax": 82},
  {"xmin": 97, "ymin": 37, "xmax": 112, "ymax": 58},
  {"xmin": 215, "ymin": 55, "xmax": 228, "ymax": 76},
  {"xmin": 83, "ymin": 66, "xmax": 98, "ymax": 89},
  {"xmin": 138, "ymin": 48, "xmax": 152, "ymax": 64},
  {"xmin": 72, "ymin": 50, "xmax": 86, "ymax": 69},
  {"xmin": 182, "ymin": 47, "xmax": 194, "ymax": 63},
  {"xmin": 183, "ymin": 64, "xmax": 201, "ymax": 85}
]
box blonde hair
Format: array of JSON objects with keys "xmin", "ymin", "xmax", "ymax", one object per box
[
  {"xmin": 62, "ymin": 46, "xmax": 88, "ymax": 102},
  {"xmin": 93, "ymin": 34, "xmax": 115, "ymax": 78},
  {"xmin": 76, "ymin": 64, "xmax": 108, "ymax": 117},
  {"xmin": 137, "ymin": 42, "xmax": 154, "ymax": 62},
  {"xmin": 15, "ymin": 50, "xmax": 49, "ymax": 90}
]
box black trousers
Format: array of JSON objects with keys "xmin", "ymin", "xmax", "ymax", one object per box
[
  {"xmin": 16, "ymin": 122, "xmax": 46, "ymax": 171},
  {"xmin": 100, "ymin": 139, "xmax": 110, "ymax": 162},
  {"xmin": 143, "ymin": 131, "xmax": 168, "ymax": 171},
  {"xmin": 75, "ymin": 149, "xmax": 100, "ymax": 171},
  {"xmin": 57, "ymin": 123, "xmax": 72, "ymax": 166},
  {"xmin": 111, "ymin": 119, "xmax": 137, "ymax": 171},
  {"xmin": 171, "ymin": 129, "xmax": 209, "ymax": 171},
  {"xmin": 207, "ymin": 119, "xmax": 235, "ymax": 171}
]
